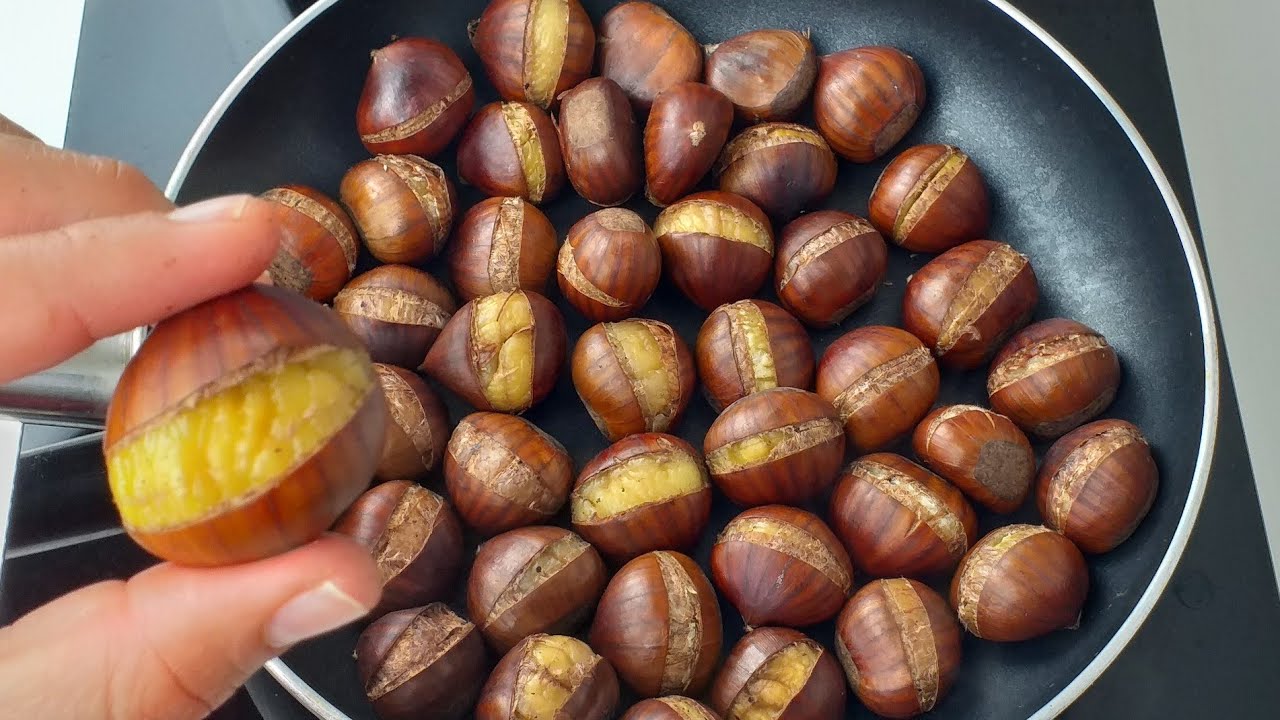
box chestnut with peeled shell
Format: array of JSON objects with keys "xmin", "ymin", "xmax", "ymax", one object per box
[
  {"xmin": 710, "ymin": 627, "xmax": 847, "ymax": 720},
  {"xmin": 775, "ymin": 211, "xmax": 888, "ymax": 328},
  {"xmin": 557, "ymin": 208, "xmax": 662, "ymax": 321},
  {"xmin": 470, "ymin": 0, "xmax": 595, "ymax": 109},
  {"xmin": 457, "ymin": 101, "xmax": 565, "ymax": 204},
  {"xmin": 654, "ymin": 190, "xmax": 774, "ymax": 311},
  {"xmin": 715, "ymin": 123, "xmax": 838, "ymax": 221},
  {"xmin": 558, "ymin": 77, "xmax": 644, "ymax": 207},
  {"xmin": 644, "ymin": 82, "xmax": 734, "ymax": 208},
  {"xmin": 814, "ymin": 46, "xmax": 926, "ymax": 163},
  {"xmin": 449, "ymin": 196, "xmax": 558, "ymax": 301},
  {"xmin": 912, "ymin": 404, "xmax": 1036, "ymax": 514},
  {"xmin": 476, "ymin": 634, "xmax": 619, "ymax": 720},
  {"xmin": 696, "ymin": 299, "xmax": 814, "ymax": 413},
  {"xmin": 705, "ymin": 29, "xmax": 817, "ymax": 122},
  {"xmin": 372, "ymin": 363, "xmax": 450, "ymax": 482},
  {"xmin": 599, "ymin": 2, "xmax": 703, "ymax": 111},
  {"xmin": 260, "ymin": 184, "xmax": 358, "ymax": 302},
  {"xmin": 422, "ymin": 290, "xmax": 567, "ymax": 414},
  {"xmin": 340, "ymin": 155, "xmax": 456, "ymax": 264},
  {"xmin": 104, "ymin": 285, "xmax": 386, "ymax": 566},
  {"xmin": 869, "ymin": 144, "xmax": 990, "ymax": 253},
  {"xmin": 357, "ymin": 37, "xmax": 475, "ymax": 158},
  {"xmin": 333, "ymin": 265, "xmax": 456, "ymax": 370}
]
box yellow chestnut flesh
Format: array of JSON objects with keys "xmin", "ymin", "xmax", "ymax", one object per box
[
  {"xmin": 572, "ymin": 451, "xmax": 705, "ymax": 522},
  {"xmin": 472, "ymin": 291, "xmax": 535, "ymax": 411},
  {"xmin": 728, "ymin": 640, "xmax": 821, "ymax": 720}
]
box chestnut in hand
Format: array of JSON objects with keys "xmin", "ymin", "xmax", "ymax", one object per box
[
  {"xmin": 571, "ymin": 434, "xmax": 711, "ymax": 560},
  {"xmin": 599, "ymin": 2, "xmax": 703, "ymax": 111},
  {"xmin": 816, "ymin": 326, "xmax": 940, "ymax": 452},
  {"xmin": 776, "ymin": 211, "xmax": 888, "ymax": 328},
  {"xmin": 457, "ymin": 101, "xmax": 565, "ymax": 204},
  {"xmin": 711, "ymin": 505, "xmax": 853, "ymax": 627},
  {"xmin": 902, "ymin": 240, "xmax": 1039, "ymax": 369},
  {"xmin": 558, "ymin": 77, "xmax": 644, "ymax": 207},
  {"xmin": 704, "ymin": 388, "xmax": 844, "ymax": 507},
  {"xmin": 987, "ymin": 318, "xmax": 1122, "ymax": 439},
  {"xmin": 590, "ymin": 551, "xmax": 723, "ymax": 698},
  {"xmin": 834, "ymin": 579, "xmax": 962, "ymax": 719},
  {"xmin": 622, "ymin": 697, "xmax": 721, "ymax": 720},
  {"xmin": 1037, "ymin": 419, "xmax": 1158, "ymax": 553},
  {"xmin": 104, "ymin": 285, "xmax": 386, "ymax": 566},
  {"xmin": 355, "ymin": 604, "xmax": 486, "ymax": 720},
  {"xmin": 449, "ymin": 196, "xmax": 558, "ymax": 301},
  {"xmin": 470, "ymin": 0, "xmax": 595, "ymax": 109},
  {"xmin": 715, "ymin": 123, "xmax": 838, "ymax": 221},
  {"xmin": 645, "ymin": 82, "xmax": 734, "ymax": 208},
  {"xmin": 333, "ymin": 265, "xmax": 457, "ymax": 370},
  {"xmin": 372, "ymin": 364, "xmax": 450, "ymax": 482},
  {"xmin": 710, "ymin": 627, "xmax": 847, "ymax": 720},
  {"xmin": 423, "ymin": 290, "xmax": 567, "ymax": 414},
  {"xmin": 696, "ymin": 299, "xmax": 814, "ymax": 413},
  {"xmin": 356, "ymin": 37, "xmax": 474, "ymax": 157},
  {"xmin": 557, "ymin": 208, "xmax": 661, "ymax": 321},
  {"xmin": 571, "ymin": 319, "xmax": 696, "ymax": 441},
  {"xmin": 705, "ymin": 29, "xmax": 817, "ymax": 122},
  {"xmin": 260, "ymin": 185, "xmax": 358, "ymax": 302},
  {"xmin": 869, "ymin": 144, "xmax": 990, "ymax": 253},
  {"xmin": 333, "ymin": 481, "xmax": 464, "ymax": 615},
  {"xmin": 445, "ymin": 411, "xmax": 574, "ymax": 536},
  {"xmin": 467, "ymin": 526, "xmax": 608, "ymax": 653},
  {"xmin": 341, "ymin": 155, "xmax": 456, "ymax": 264},
  {"xmin": 950, "ymin": 524, "xmax": 1089, "ymax": 642},
  {"xmin": 912, "ymin": 404, "xmax": 1036, "ymax": 514},
  {"xmin": 814, "ymin": 46, "xmax": 926, "ymax": 163},
  {"xmin": 829, "ymin": 453, "xmax": 978, "ymax": 579},
  {"xmin": 476, "ymin": 634, "xmax": 619, "ymax": 720},
  {"xmin": 654, "ymin": 191, "xmax": 774, "ymax": 311}
]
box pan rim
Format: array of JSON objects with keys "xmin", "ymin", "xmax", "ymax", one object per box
[{"xmin": 164, "ymin": 1, "xmax": 1221, "ymax": 718}]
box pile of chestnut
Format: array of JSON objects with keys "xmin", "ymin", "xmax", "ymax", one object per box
[{"xmin": 206, "ymin": 1, "xmax": 1162, "ymax": 718}]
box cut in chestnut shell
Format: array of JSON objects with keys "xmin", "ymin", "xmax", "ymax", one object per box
[
  {"xmin": 356, "ymin": 37, "xmax": 475, "ymax": 157},
  {"xmin": 456, "ymin": 101, "xmax": 565, "ymax": 204},
  {"xmin": 814, "ymin": 46, "xmax": 926, "ymax": 163},
  {"xmin": 710, "ymin": 627, "xmax": 847, "ymax": 720},
  {"xmin": 333, "ymin": 265, "xmax": 457, "ymax": 370},
  {"xmin": 475, "ymin": 634, "xmax": 620, "ymax": 720},
  {"xmin": 696, "ymin": 299, "xmax": 815, "ymax": 413},
  {"xmin": 715, "ymin": 122, "xmax": 838, "ymax": 221},
  {"xmin": 557, "ymin": 208, "xmax": 662, "ymax": 322},
  {"xmin": 340, "ymin": 154, "xmax": 456, "ymax": 264},
  {"xmin": 372, "ymin": 364, "xmax": 451, "ymax": 482},
  {"xmin": 869, "ymin": 144, "xmax": 990, "ymax": 253},
  {"xmin": 654, "ymin": 190, "xmax": 774, "ymax": 311},
  {"xmin": 912, "ymin": 404, "xmax": 1036, "ymax": 514},
  {"xmin": 775, "ymin": 211, "xmax": 888, "ymax": 328},
  {"xmin": 260, "ymin": 185, "xmax": 358, "ymax": 302},
  {"xmin": 448, "ymin": 196, "xmax": 558, "ymax": 301},
  {"xmin": 470, "ymin": 0, "xmax": 596, "ymax": 109}
]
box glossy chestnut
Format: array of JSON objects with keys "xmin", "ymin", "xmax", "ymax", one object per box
[
  {"xmin": 710, "ymin": 627, "xmax": 847, "ymax": 720},
  {"xmin": 599, "ymin": 2, "xmax": 703, "ymax": 111},
  {"xmin": 372, "ymin": 364, "xmax": 450, "ymax": 482},
  {"xmin": 705, "ymin": 29, "xmax": 817, "ymax": 122},
  {"xmin": 340, "ymin": 155, "xmax": 456, "ymax": 263},
  {"xmin": 333, "ymin": 265, "xmax": 457, "ymax": 370},
  {"xmin": 775, "ymin": 211, "xmax": 888, "ymax": 328},
  {"xmin": 621, "ymin": 697, "xmax": 722, "ymax": 720},
  {"xmin": 814, "ymin": 46, "xmax": 926, "ymax": 163},
  {"xmin": 912, "ymin": 404, "xmax": 1036, "ymax": 514},
  {"xmin": 356, "ymin": 37, "xmax": 475, "ymax": 157},
  {"xmin": 715, "ymin": 123, "xmax": 838, "ymax": 221},
  {"xmin": 654, "ymin": 190, "xmax": 774, "ymax": 311},
  {"xmin": 558, "ymin": 77, "xmax": 644, "ymax": 206},
  {"xmin": 557, "ymin": 208, "xmax": 661, "ymax": 321},
  {"xmin": 449, "ymin": 196, "xmax": 558, "ymax": 301},
  {"xmin": 696, "ymin": 299, "xmax": 814, "ymax": 413},
  {"xmin": 260, "ymin": 185, "xmax": 358, "ymax": 302},
  {"xmin": 644, "ymin": 82, "xmax": 733, "ymax": 208},
  {"xmin": 456, "ymin": 101, "xmax": 565, "ymax": 204},
  {"xmin": 868, "ymin": 144, "xmax": 990, "ymax": 253},
  {"xmin": 470, "ymin": 0, "xmax": 595, "ymax": 109},
  {"xmin": 476, "ymin": 634, "xmax": 619, "ymax": 720}
]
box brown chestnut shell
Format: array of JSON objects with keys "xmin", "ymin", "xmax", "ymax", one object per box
[
  {"xmin": 814, "ymin": 46, "xmax": 926, "ymax": 163},
  {"xmin": 557, "ymin": 208, "xmax": 662, "ymax": 322},
  {"xmin": 912, "ymin": 404, "xmax": 1036, "ymax": 514},
  {"xmin": 696, "ymin": 299, "xmax": 815, "ymax": 413},
  {"xmin": 869, "ymin": 144, "xmax": 990, "ymax": 253},
  {"xmin": 357, "ymin": 37, "xmax": 475, "ymax": 157},
  {"xmin": 372, "ymin": 364, "xmax": 451, "ymax": 482},
  {"xmin": 710, "ymin": 627, "xmax": 847, "ymax": 720},
  {"xmin": 654, "ymin": 190, "xmax": 774, "ymax": 312},
  {"xmin": 644, "ymin": 82, "xmax": 734, "ymax": 208},
  {"xmin": 333, "ymin": 265, "xmax": 457, "ymax": 370},
  {"xmin": 470, "ymin": 0, "xmax": 596, "ymax": 109},
  {"xmin": 449, "ymin": 196, "xmax": 558, "ymax": 301},
  {"xmin": 599, "ymin": 2, "xmax": 704, "ymax": 111},
  {"xmin": 260, "ymin": 185, "xmax": 358, "ymax": 302},
  {"xmin": 705, "ymin": 29, "xmax": 818, "ymax": 123},
  {"xmin": 558, "ymin": 77, "xmax": 644, "ymax": 207},
  {"xmin": 621, "ymin": 697, "xmax": 722, "ymax": 720},
  {"xmin": 340, "ymin": 155, "xmax": 456, "ymax": 264},
  {"xmin": 457, "ymin": 101, "xmax": 566, "ymax": 204},
  {"xmin": 775, "ymin": 211, "xmax": 888, "ymax": 328},
  {"xmin": 715, "ymin": 123, "xmax": 838, "ymax": 221},
  {"xmin": 475, "ymin": 633, "xmax": 620, "ymax": 720}
]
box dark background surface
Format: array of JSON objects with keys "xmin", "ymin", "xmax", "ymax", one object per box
[{"xmin": 4, "ymin": 0, "xmax": 1276, "ymax": 718}]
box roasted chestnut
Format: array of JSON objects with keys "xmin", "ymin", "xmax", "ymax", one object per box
[
  {"xmin": 816, "ymin": 326, "xmax": 940, "ymax": 452},
  {"xmin": 834, "ymin": 579, "xmax": 961, "ymax": 719},
  {"xmin": 571, "ymin": 319, "xmax": 696, "ymax": 441},
  {"xmin": 590, "ymin": 551, "xmax": 723, "ymax": 697},
  {"xmin": 644, "ymin": 82, "xmax": 734, "ymax": 207},
  {"xmin": 868, "ymin": 144, "xmax": 990, "ymax": 253},
  {"xmin": 951, "ymin": 524, "xmax": 1089, "ymax": 642},
  {"xmin": 599, "ymin": 2, "xmax": 703, "ymax": 111},
  {"xmin": 696, "ymin": 299, "xmax": 814, "ymax": 413},
  {"xmin": 705, "ymin": 29, "xmax": 817, "ymax": 122},
  {"xmin": 445, "ymin": 411, "xmax": 574, "ymax": 536},
  {"xmin": 422, "ymin": 290, "xmax": 567, "ymax": 414},
  {"xmin": 704, "ymin": 388, "xmax": 844, "ymax": 507},
  {"xmin": 355, "ymin": 604, "xmax": 487, "ymax": 720},
  {"xmin": 912, "ymin": 404, "xmax": 1036, "ymax": 514},
  {"xmin": 449, "ymin": 196, "xmax": 558, "ymax": 301},
  {"xmin": 340, "ymin": 155, "xmax": 456, "ymax": 263},
  {"xmin": 715, "ymin": 123, "xmax": 838, "ymax": 221},
  {"xmin": 357, "ymin": 37, "xmax": 475, "ymax": 157},
  {"xmin": 814, "ymin": 46, "xmax": 926, "ymax": 163},
  {"xmin": 829, "ymin": 454, "xmax": 978, "ymax": 579},
  {"xmin": 104, "ymin": 285, "xmax": 385, "ymax": 566},
  {"xmin": 901, "ymin": 240, "xmax": 1039, "ymax": 369},
  {"xmin": 571, "ymin": 434, "xmax": 711, "ymax": 560},
  {"xmin": 1037, "ymin": 419, "xmax": 1158, "ymax": 553},
  {"xmin": 654, "ymin": 190, "xmax": 774, "ymax": 311},
  {"xmin": 457, "ymin": 101, "xmax": 565, "ymax": 204},
  {"xmin": 557, "ymin": 208, "xmax": 662, "ymax": 321},
  {"xmin": 467, "ymin": 526, "xmax": 608, "ymax": 653},
  {"xmin": 987, "ymin": 318, "xmax": 1122, "ymax": 439},
  {"xmin": 622, "ymin": 697, "xmax": 722, "ymax": 720},
  {"xmin": 711, "ymin": 505, "xmax": 853, "ymax": 627},
  {"xmin": 558, "ymin": 77, "xmax": 644, "ymax": 206},
  {"xmin": 710, "ymin": 627, "xmax": 847, "ymax": 720},
  {"xmin": 333, "ymin": 481, "xmax": 464, "ymax": 615},
  {"xmin": 260, "ymin": 185, "xmax": 358, "ymax": 302},
  {"xmin": 372, "ymin": 364, "xmax": 451, "ymax": 482},
  {"xmin": 333, "ymin": 265, "xmax": 457, "ymax": 370},
  {"xmin": 470, "ymin": 0, "xmax": 595, "ymax": 109},
  {"xmin": 775, "ymin": 211, "xmax": 888, "ymax": 328},
  {"xmin": 476, "ymin": 634, "xmax": 619, "ymax": 720}
]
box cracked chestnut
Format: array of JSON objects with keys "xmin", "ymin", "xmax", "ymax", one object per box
[
  {"xmin": 557, "ymin": 208, "xmax": 661, "ymax": 321},
  {"xmin": 869, "ymin": 144, "xmax": 990, "ymax": 253},
  {"xmin": 372, "ymin": 364, "xmax": 450, "ymax": 482},
  {"xmin": 260, "ymin": 185, "xmax": 358, "ymax": 302},
  {"xmin": 470, "ymin": 0, "xmax": 595, "ymax": 109},
  {"xmin": 644, "ymin": 82, "xmax": 734, "ymax": 208},
  {"xmin": 775, "ymin": 211, "xmax": 888, "ymax": 328},
  {"xmin": 696, "ymin": 299, "xmax": 814, "ymax": 413},
  {"xmin": 444, "ymin": 411, "xmax": 573, "ymax": 536},
  {"xmin": 476, "ymin": 634, "xmax": 619, "ymax": 720},
  {"xmin": 715, "ymin": 123, "xmax": 838, "ymax": 221},
  {"xmin": 710, "ymin": 627, "xmax": 847, "ymax": 720},
  {"xmin": 333, "ymin": 265, "xmax": 457, "ymax": 370},
  {"xmin": 654, "ymin": 191, "xmax": 774, "ymax": 311},
  {"xmin": 340, "ymin": 155, "xmax": 456, "ymax": 263},
  {"xmin": 599, "ymin": 2, "xmax": 703, "ymax": 111},
  {"xmin": 912, "ymin": 404, "xmax": 1035, "ymax": 514},
  {"xmin": 590, "ymin": 551, "xmax": 723, "ymax": 698},
  {"xmin": 558, "ymin": 77, "xmax": 644, "ymax": 206},
  {"xmin": 814, "ymin": 46, "xmax": 926, "ymax": 163},
  {"xmin": 705, "ymin": 29, "xmax": 817, "ymax": 122},
  {"xmin": 457, "ymin": 101, "xmax": 565, "ymax": 204},
  {"xmin": 449, "ymin": 196, "xmax": 558, "ymax": 301},
  {"xmin": 1037, "ymin": 419, "xmax": 1158, "ymax": 553},
  {"xmin": 356, "ymin": 37, "xmax": 475, "ymax": 157}
]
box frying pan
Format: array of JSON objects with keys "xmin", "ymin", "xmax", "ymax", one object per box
[{"xmin": 163, "ymin": 0, "xmax": 1219, "ymax": 718}]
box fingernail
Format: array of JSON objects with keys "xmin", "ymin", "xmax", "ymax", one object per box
[
  {"xmin": 168, "ymin": 194, "xmax": 254, "ymax": 223},
  {"xmin": 265, "ymin": 581, "xmax": 371, "ymax": 650}
]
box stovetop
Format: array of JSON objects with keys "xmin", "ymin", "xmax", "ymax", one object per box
[{"xmin": 7, "ymin": 1, "xmax": 1278, "ymax": 718}]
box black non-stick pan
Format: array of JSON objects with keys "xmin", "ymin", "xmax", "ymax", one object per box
[{"xmin": 164, "ymin": 0, "xmax": 1219, "ymax": 717}]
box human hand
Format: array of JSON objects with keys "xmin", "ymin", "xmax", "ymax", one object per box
[{"xmin": 0, "ymin": 116, "xmax": 381, "ymax": 719}]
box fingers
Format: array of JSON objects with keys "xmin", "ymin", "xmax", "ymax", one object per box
[
  {"xmin": 0, "ymin": 137, "xmax": 172, "ymax": 236},
  {"xmin": 0, "ymin": 194, "xmax": 282, "ymax": 382},
  {"xmin": 0, "ymin": 535, "xmax": 380, "ymax": 720},
  {"xmin": 0, "ymin": 113, "xmax": 38, "ymax": 141}
]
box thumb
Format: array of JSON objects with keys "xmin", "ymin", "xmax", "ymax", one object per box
[{"xmin": 0, "ymin": 534, "xmax": 381, "ymax": 720}]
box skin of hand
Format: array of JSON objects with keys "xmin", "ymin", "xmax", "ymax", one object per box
[{"xmin": 0, "ymin": 116, "xmax": 382, "ymax": 719}]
